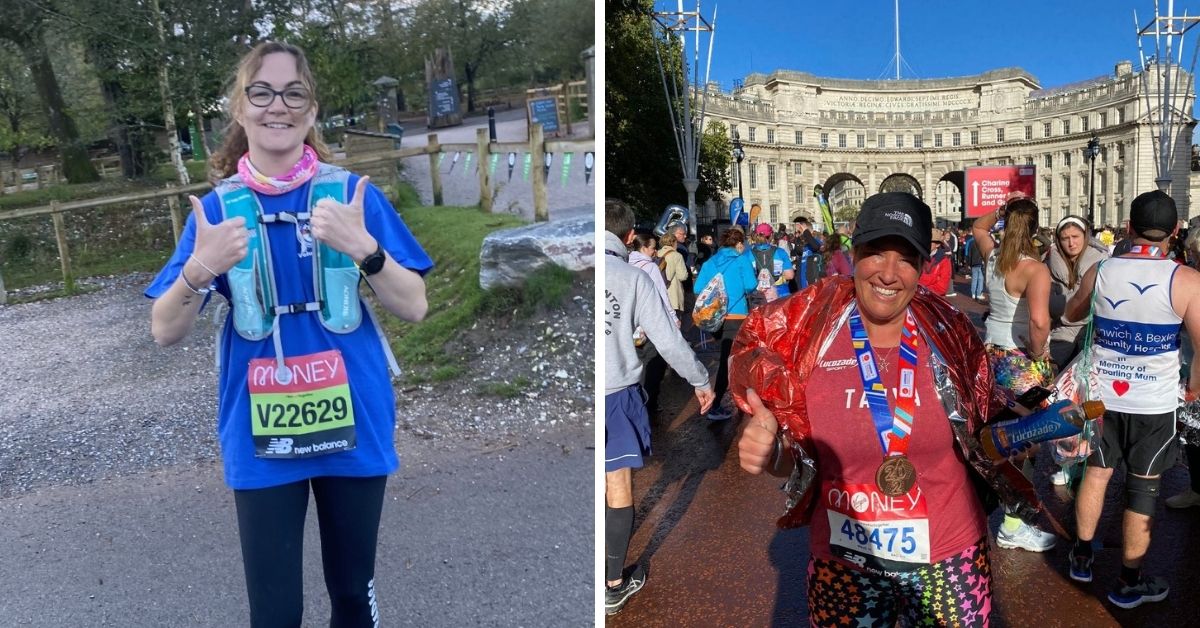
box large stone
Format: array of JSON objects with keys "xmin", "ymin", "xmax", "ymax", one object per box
[{"xmin": 479, "ymin": 216, "xmax": 595, "ymax": 290}]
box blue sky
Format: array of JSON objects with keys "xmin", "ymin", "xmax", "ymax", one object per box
[{"xmin": 657, "ymin": 0, "xmax": 1200, "ymax": 91}]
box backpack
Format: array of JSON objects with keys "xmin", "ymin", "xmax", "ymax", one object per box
[
  {"xmin": 800, "ymin": 250, "xmax": 825, "ymax": 289},
  {"xmin": 691, "ymin": 272, "xmax": 728, "ymax": 332},
  {"xmin": 751, "ymin": 245, "xmax": 780, "ymax": 281}
]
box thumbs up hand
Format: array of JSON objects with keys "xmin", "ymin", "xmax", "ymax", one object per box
[
  {"xmin": 738, "ymin": 388, "xmax": 782, "ymax": 475},
  {"xmin": 311, "ymin": 175, "xmax": 376, "ymax": 262},
  {"xmin": 189, "ymin": 195, "xmax": 248, "ymax": 277}
]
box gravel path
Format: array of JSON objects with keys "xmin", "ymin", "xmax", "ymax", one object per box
[{"xmin": 0, "ymin": 272, "xmax": 595, "ymax": 498}]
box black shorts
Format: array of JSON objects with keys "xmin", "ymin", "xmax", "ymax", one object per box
[{"xmin": 1089, "ymin": 410, "xmax": 1178, "ymax": 476}]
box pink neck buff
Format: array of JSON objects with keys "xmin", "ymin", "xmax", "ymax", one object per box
[{"xmin": 237, "ymin": 144, "xmax": 319, "ymax": 195}]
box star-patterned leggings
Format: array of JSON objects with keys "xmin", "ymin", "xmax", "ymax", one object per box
[{"xmin": 807, "ymin": 540, "xmax": 991, "ymax": 627}]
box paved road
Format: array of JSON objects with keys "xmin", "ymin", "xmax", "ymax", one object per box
[
  {"xmin": 0, "ymin": 429, "xmax": 591, "ymax": 627},
  {"xmin": 609, "ymin": 273, "xmax": 1200, "ymax": 627}
]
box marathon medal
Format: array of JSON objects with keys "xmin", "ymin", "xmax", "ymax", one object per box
[
  {"xmin": 848, "ymin": 306, "xmax": 921, "ymax": 497},
  {"xmin": 875, "ymin": 455, "xmax": 917, "ymax": 497}
]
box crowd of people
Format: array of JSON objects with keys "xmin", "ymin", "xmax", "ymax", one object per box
[{"xmin": 604, "ymin": 188, "xmax": 1200, "ymax": 624}]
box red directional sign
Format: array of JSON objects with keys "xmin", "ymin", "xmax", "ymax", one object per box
[{"xmin": 964, "ymin": 165, "xmax": 1036, "ymax": 217}]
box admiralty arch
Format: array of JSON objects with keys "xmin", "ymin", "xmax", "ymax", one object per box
[{"xmin": 701, "ymin": 60, "xmax": 1198, "ymax": 230}]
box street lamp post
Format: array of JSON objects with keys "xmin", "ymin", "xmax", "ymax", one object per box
[
  {"xmin": 733, "ymin": 130, "xmax": 745, "ymax": 201},
  {"xmin": 1085, "ymin": 136, "xmax": 1100, "ymax": 227}
]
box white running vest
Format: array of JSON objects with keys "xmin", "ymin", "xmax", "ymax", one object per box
[{"xmin": 1090, "ymin": 256, "xmax": 1182, "ymax": 413}]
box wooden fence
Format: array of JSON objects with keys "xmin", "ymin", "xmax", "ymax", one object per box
[{"xmin": 0, "ymin": 125, "xmax": 594, "ymax": 303}]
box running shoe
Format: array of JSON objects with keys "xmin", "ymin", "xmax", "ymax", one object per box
[
  {"xmin": 1165, "ymin": 489, "xmax": 1200, "ymax": 509},
  {"xmin": 996, "ymin": 521, "xmax": 1057, "ymax": 552},
  {"xmin": 604, "ymin": 564, "xmax": 647, "ymax": 615},
  {"xmin": 706, "ymin": 405, "xmax": 734, "ymax": 421},
  {"xmin": 1107, "ymin": 575, "xmax": 1169, "ymax": 609},
  {"xmin": 1068, "ymin": 547, "xmax": 1093, "ymax": 583}
]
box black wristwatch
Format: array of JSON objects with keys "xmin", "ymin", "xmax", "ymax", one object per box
[{"xmin": 359, "ymin": 245, "xmax": 386, "ymax": 277}]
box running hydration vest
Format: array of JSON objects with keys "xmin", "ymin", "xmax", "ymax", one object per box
[{"xmin": 215, "ymin": 164, "xmax": 400, "ymax": 383}]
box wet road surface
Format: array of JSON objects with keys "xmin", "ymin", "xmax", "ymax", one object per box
[{"xmin": 608, "ymin": 275, "xmax": 1200, "ymax": 627}]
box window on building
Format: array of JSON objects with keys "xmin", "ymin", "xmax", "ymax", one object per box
[
  {"xmin": 1081, "ymin": 116, "xmax": 1089, "ymax": 133},
  {"xmin": 1118, "ymin": 171, "xmax": 1125, "ymax": 195},
  {"xmin": 1100, "ymin": 172, "xmax": 1107, "ymax": 194},
  {"xmin": 768, "ymin": 164, "xmax": 777, "ymax": 190},
  {"xmin": 1064, "ymin": 151, "xmax": 1072, "ymax": 167},
  {"xmin": 793, "ymin": 162, "xmax": 802, "ymax": 176},
  {"xmin": 1025, "ymin": 125, "xmax": 1033, "ymax": 140},
  {"xmin": 1062, "ymin": 175, "xmax": 1070, "ymax": 196},
  {"xmin": 996, "ymin": 129, "xmax": 1004, "ymax": 143},
  {"xmin": 857, "ymin": 134, "xmax": 865, "ymax": 148},
  {"xmin": 795, "ymin": 130, "xmax": 803, "ymax": 144},
  {"xmin": 934, "ymin": 133, "xmax": 943, "ymax": 147},
  {"xmin": 749, "ymin": 163, "xmax": 758, "ymax": 189},
  {"xmin": 1063, "ymin": 119, "xmax": 1071, "ymax": 135},
  {"xmin": 838, "ymin": 133, "xmax": 847, "ymax": 148},
  {"xmin": 795, "ymin": 185, "xmax": 804, "ymax": 203},
  {"xmin": 1117, "ymin": 143, "xmax": 1125, "ymax": 160},
  {"xmin": 1100, "ymin": 111, "xmax": 1108, "ymax": 127},
  {"xmin": 1118, "ymin": 107, "xmax": 1127, "ymax": 124},
  {"xmin": 1045, "ymin": 177, "xmax": 1052, "ymax": 196},
  {"xmin": 952, "ymin": 132, "xmax": 961, "ymax": 146},
  {"xmin": 1026, "ymin": 156, "xmax": 1034, "ymax": 166},
  {"xmin": 820, "ymin": 132, "xmax": 829, "ymax": 147},
  {"xmin": 1045, "ymin": 154, "xmax": 1052, "ymax": 168},
  {"xmin": 767, "ymin": 128, "xmax": 775, "ymax": 144},
  {"xmin": 770, "ymin": 204, "xmax": 779, "ymax": 223},
  {"xmin": 748, "ymin": 127, "xmax": 757, "ymax": 142},
  {"xmin": 1044, "ymin": 122, "xmax": 1052, "ymax": 137},
  {"xmin": 914, "ymin": 135, "xmax": 924, "ymax": 148},
  {"xmin": 731, "ymin": 164, "xmax": 739, "ymax": 188},
  {"xmin": 896, "ymin": 134, "xmax": 904, "ymax": 148}
]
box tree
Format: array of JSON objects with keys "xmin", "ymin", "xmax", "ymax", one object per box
[
  {"xmin": 696, "ymin": 119, "xmax": 731, "ymax": 206},
  {"xmin": 605, "ymin": 0, "xmax": 687, "ymax": 222},
  {"xmin": 0, "ymin": 2, "xmax": 99, "ymax": 183},
  {"xmin": 409, "ymin": 0, "xmax": 514, "ymax": 113}
]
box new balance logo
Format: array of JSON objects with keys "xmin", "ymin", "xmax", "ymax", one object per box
[{"xmin": 265, "ymin": 438, "xmax": 294, "ymax": 455}]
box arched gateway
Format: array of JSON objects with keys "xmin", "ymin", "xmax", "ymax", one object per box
[{"xmin": 706, "ymin": 61, "xmax": 1197, "ymax": 230}]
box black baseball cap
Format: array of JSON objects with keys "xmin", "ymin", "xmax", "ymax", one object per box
[
  {"xmin": 1130, "ymin": 190, "xmax": 1177, "ymax": 240},
  {"xmin": 852, "ymin": 192, "xmax": 933, "ymax": 260}
]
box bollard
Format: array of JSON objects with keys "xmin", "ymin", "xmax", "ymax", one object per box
[{"xmin": 488, "ymin": 106, "xmax": 497, "ymax": 143}]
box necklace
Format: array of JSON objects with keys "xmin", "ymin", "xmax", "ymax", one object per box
[{"xmin": 875, "ymin": 345, "xmax": 899, "ymax": 373}]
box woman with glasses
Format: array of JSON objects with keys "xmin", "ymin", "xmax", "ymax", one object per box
[{"xmin": 146, "ymin": 41, "xmax": 432, "ymax": 627}]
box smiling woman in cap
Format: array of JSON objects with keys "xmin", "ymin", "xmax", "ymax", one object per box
[{"xmin": 730, "ymin": 192, "xmax": 1040, "ymax": 626}]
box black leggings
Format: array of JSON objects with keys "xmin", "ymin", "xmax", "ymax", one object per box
[
  {"xmin": 714, "ymin": 318, "xmax": 746, "ymax": 404},
  {"xmin": 234, "ymin": 475, "xmax": 387, "ymax": 628}
]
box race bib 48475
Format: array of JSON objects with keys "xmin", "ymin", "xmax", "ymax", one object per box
[
  {"xmin": 247, "ymin": 349, "xmax": 356, "ymax": 459},
  {"xmin": 823, "ymin": 480, "xmax": 931, "ymax": 574}
]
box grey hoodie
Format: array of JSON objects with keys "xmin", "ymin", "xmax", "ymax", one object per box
[
  {"xmin": 604, "ymin": 231, "xmax": 711, "ymax": 395},
  {"xmin": 1047, "ymin": 237, "xmax": 1109, "ymax": 343}
]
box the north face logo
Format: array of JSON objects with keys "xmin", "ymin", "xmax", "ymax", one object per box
[{"xmin": 883, "ymin": 210, "xmax": 913, "ymax": 227}]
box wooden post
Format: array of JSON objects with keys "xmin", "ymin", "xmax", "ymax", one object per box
[
  {"xmin": 50, "ymin": 202, "xmax": 75, "ymax": 295},
  {"xmin": 529, "ymin": 123, "xmax": 549, "ymax": 221},
  {"xmin": 0, "ymin": 263, "xmax": 7, "ymax": 305},
  {"xmin": 561, "ymin": 82, "xmax": 572, "ymax": 136},
  {"xmin": 167, "ymin": 190, "xmax": 184, "ymax": 244},
  {"xmin": 476, "ymin": 128, "xmax": 493, "ymax": 213},
  {"xmin": 427, "ymin": 133, "xmax": 443, "ymax": 206}
]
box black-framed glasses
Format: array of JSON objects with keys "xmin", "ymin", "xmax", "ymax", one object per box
[{"xmin": 244, "ymin": 85, "xmax": 311, "ymax": 109}]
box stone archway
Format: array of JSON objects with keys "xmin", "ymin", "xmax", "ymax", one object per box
[
  {"xmin": 936, "ymin": 170, "xmax": 966, "ymax": 224},
  {"xmin": 817, "ymin": 173, "xmax": 867, "ymax": 225},
  {"xmin": 879, "ymin": 172, "xmax": 922, "ymax": 199}
]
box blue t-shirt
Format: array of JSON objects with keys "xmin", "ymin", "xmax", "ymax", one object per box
[{"xmin": 145, "ymin": 174, "xmax": 433, "ymax": 489}]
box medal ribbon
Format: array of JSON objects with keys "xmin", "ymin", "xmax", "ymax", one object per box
[
  {"xmin": 848, "ymin": 305, "xmax": 920, "ymax": 456},
  {"xmin": 1125, "ymin": 244, "xmax": 1167, "ymax": 258}
]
